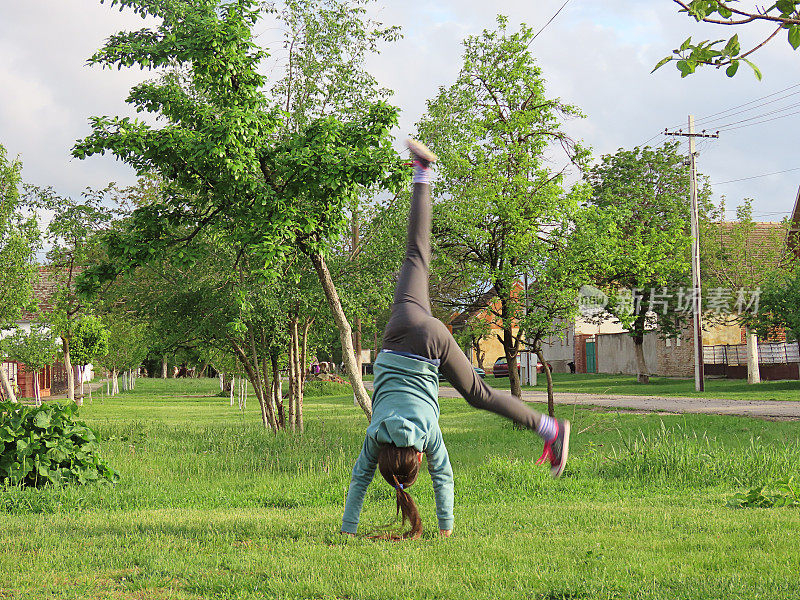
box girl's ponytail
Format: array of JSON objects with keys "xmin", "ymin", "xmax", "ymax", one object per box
[{"xmin": 377, "ymin": 445, "xmax": 423, "ymax": 540}]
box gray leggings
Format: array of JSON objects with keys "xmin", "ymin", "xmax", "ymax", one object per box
[{"xmin": 381, "ymin": 183, "xmax": 543, "ymax": 431}]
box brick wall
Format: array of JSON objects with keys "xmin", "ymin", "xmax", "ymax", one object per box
[
  {"xmin": 656, "ymin": 325, "xmax": 695, "ymax": 378},
  {"xmin": 574, "ymin": 334, "xmax": 590, "ymax": 374}
]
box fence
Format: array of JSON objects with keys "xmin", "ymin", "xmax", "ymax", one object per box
[
  {"xmin": 703, "ymin": 342, "xmax": 800, "ymax": 366},
  {"xmin": 703, "ymin": 341, "xmax": 800, "ymax": 380}
]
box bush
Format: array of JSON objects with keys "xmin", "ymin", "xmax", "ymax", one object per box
[{"xmin": 0, "ymin": 401, "xmax": 119, "ymax": 487}]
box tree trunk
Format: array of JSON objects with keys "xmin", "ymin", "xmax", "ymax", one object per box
[
  {"xmin": 746, "ymin": 328, "xmax": 761, "ymax": 384},
  {"xmin": 287, "ymin": 317, "xmax": 298, "ymax": 433},
  {"xmin": 112, "ymin": 370, "xmax": 119, "ymax": 395},
  {"xmin": 79, "ymin": 365, "xmax": 85, "ymax": 400},
  {"xmin": 298, "ymin": 320, "xmax": 311, "ymax": 433},
  {"xmin": 62, "ymin": 337, "xmax": 76, "ymax": 404},
  {"xmin": 504, "ymin": 326, "xmax": 522, "ymax": 398},
  {"xmin": 352, "ymin": 316, "xmax": 363, "ymax": 407},
  {"xmin": 0, "ymin": 364, "xmax": 17, "ymax": 403},
  {"xmin": 271, "ymin": 351, "xmax": 284, "ymax": 429},
  {"xmin": 246, "ymin": 330, "xmax": 277, "ymax": 430},
  {"xmin": 536, "ymin": 347, "xmax": 555, "ymax": 417},
  {"xmin": 230, "ymin": 375, "xmax": 235, "ymax": 406},
  {"xmin": 161, "ymin": 355, "xmax": 168, "ymax": 379},
  {"xmin": 473, "ymin": 340, "xmax": 486, "ymax": 371},
  {"xmin": 261, "ymin": 353, "xmax": 278, "ymax": 431},
  {"xmin": 229, "ymin": 335, "xmax": 278, "ymax": 432},
  {"xmin": 633, "ymin": 335, "xmax": 649, "ymax": 384},
  {"xmin": 310, "ymin": 252, "xmax": 371, "ymax": 420}
]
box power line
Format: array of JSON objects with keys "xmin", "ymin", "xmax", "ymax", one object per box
[
  {"xmin": 666, "ymin": 82, "xmax": 800, "ymax": 130},
  {"xmin": 713, "ymin": 166, "xmax": 800, "ymax": 185},
  {"xmin": 720, "ymin": 108, "xmax": 800, "ymax": 132},
  {"xmin": 530, "ymin": 0, "xmax": 571, "ymax": 44},
  {"xmin": 712, "ymin": 100, "xmax": 800, "ymax": 130},
  {"xmin": 693, "ymin": 89, "xmax": 800, "ymax": 129},
  {"xmin": 639, "ymin": 132, "xmax": 666, "ymax": 147}
]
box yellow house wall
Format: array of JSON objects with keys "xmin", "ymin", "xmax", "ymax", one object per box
[
  {"xmin": 703, "ymin": 319, "xmax": 742, "ymax": 345},
  {"xmin": 473, "ymin": 327, "xmax": 519, "ymax": 371}
]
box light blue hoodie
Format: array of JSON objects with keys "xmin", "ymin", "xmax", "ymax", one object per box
[{"xmin": 341, "ymin": 351, "xmax": 454, "ymax": 534}]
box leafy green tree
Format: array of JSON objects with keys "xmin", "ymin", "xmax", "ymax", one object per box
[
  {"xmin": 0, "ymin": 145, "xmax": 40, "ymax": 403},
  {"xmin": 749, "ymin": 262, "xmax": 800, "ymax": 342},
  {"xmin": 100, "ymin": 316, "xmax": 149, "ymax": 395},
  {"xmin": 33, "ymin": 187, "xmax": 113, "ymax": 404},
  {"xmin": 517, "ymin": 207, "xmax": 610, "ymax": 414},
  {"xmin": 701, "ymin": 199, "xmax": 793, "ymax": 383},
  {"xmin": 417, "ymin": 16, "xmax": 588, "ymax": 398},
  {"xmin": 70, "ymin": 315, "xmax": 110, "ymax": 404},
  {"xmin": 270, "ymin": 0, "xmax": 400, "ymax": 128},
  {"xmin": 586, "ymin": 143, "xmax": 704, "ymax": 383},
  {"xmin": 74, "ymin": 0, "xmax": 405, "ymax": 420},
  {"xmin": 4, "ymin": 325, "xmax": 59, "ymax": 405},
  {"xmin": 656, "ymin": 1, "xmax": 800, "ymax": 78},
  {"xmin": 453, "ymin": 315, "xmax": 493, "ymax": 372}
]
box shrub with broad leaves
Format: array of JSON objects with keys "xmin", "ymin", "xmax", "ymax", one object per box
[{"xmin": 0, "ymin": 401, "xmax": 119, "ymax": 487}]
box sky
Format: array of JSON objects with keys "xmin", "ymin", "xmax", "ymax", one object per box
[{"xmin": 1, "ymin": 0, "xmax": 798, "ymax": 222}]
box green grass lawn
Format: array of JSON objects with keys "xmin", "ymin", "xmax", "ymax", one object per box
[
  {"xmin": 468, "ymin": 372, "xmax": 800, "ymax": 401},
  {"xmin": 2, "ymin": 378, "xmax": 800, "ymax": 599}
]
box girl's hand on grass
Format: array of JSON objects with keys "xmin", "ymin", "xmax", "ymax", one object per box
[{"xmin": 439, "ymin": 529, "xmax": 452, "ymax": 538}]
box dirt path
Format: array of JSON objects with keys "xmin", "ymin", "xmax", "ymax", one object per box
[
  {"xmin": 364, "ymin": 382, "xmax": 800, "ymax": 420},
  {"xmin": 438, "ymin": 387, "xmax": 800, "ymax": 420}
]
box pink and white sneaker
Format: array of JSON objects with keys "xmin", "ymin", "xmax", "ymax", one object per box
[
  {"xmin": 405, "ymin": 138, "xmax": 438, "ymax": 166},
  {"xmin": 536, "ymin": 419, "xmax": 570, "ymax": 478}
]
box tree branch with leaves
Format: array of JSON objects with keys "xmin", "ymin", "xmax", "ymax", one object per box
[{"xmin": 656, "ymin": 1, "xmax": 800, "ymax": 78}]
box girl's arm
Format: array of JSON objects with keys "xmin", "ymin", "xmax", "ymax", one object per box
[
  {"xmin": 425, "ymin": 426, "xmax": 454, "ymax": 533},
  {"xmin": 341, "ymin": 436, "xmax": 380, "ymax": 534}
]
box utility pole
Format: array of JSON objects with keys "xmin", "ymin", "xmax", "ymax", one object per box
[{"xmin": 665, "ymin": 117, "xmax": 719, "ymax": 392}]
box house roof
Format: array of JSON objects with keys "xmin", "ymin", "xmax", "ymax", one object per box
[
  {"xmin": 448, "ymin": 282, "xmax": 527, "ymax": 329},
  {"xmin": 714, "ymin": 221, "xmax": 792, "ymax": 270},
  {"xmin": 448, "ymin": 288, "xmax": 498, "ymax": 329},
  {"xmin": 20, "ymin": 267, "xmax": 62, "ymax": 321}
]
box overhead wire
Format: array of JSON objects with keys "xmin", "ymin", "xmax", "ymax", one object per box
[
  {"xmin": 664, "ymin": 81, "xmax": 800, "ymax": 130},
  {"xmin": 692, "ymin": 89, "xmax": 800, "ymax": 129},
  {"xmin": 529, "ymin": 0, "xmax": 572, "ymax": 45},
  {"xmin": 710, "ymin": 100, "xmax": 800, "ymax": 130},
  {"xmin": 713, "ymin": 167, "xmax": 800, "ymax": 185}
]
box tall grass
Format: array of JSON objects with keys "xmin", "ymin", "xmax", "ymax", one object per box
[{"xmin": 596, "ymin": 420, "xmax": 800, "ymax": 488}]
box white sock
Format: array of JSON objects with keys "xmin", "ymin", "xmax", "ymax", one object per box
[
  {"xmin": 536, "ymin": 415, "xmax": 558, "ymax": 442},
  {"xmin": 413, "ymin": 162, "xmax": 432, "ymax": 184}
]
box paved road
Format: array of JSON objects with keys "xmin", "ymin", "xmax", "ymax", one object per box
[{"xmin": 365, "ymin": 382, "xmax": 800, "ymax": 420}]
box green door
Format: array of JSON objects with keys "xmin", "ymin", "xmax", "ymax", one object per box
[{"xmin": 586, "ymin": 340, "xmax": 597, "ymax": 374}]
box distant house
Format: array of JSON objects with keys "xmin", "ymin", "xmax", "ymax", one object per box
[
  {"xmin": 0, "ymin": 267, "xmax": 83, "ymax": 399},
  {"xmin": 448, "ymin": 282, "xmax": 627, "ymax": 376}
]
